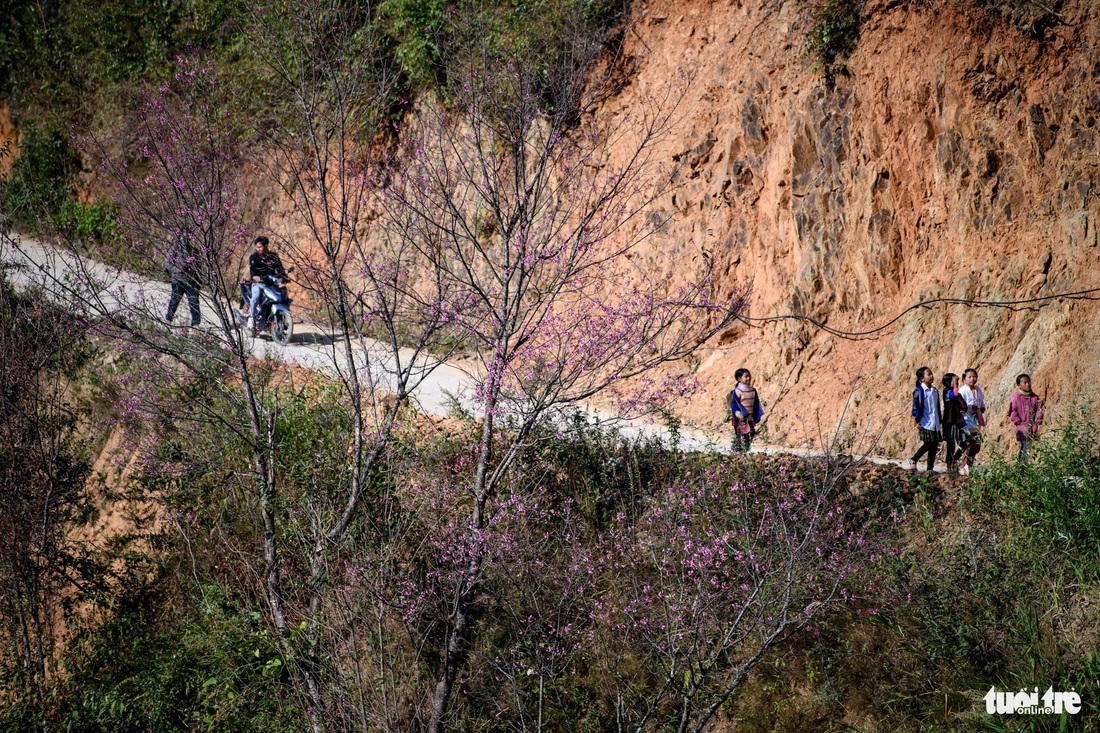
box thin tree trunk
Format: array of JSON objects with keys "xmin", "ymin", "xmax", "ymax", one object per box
[{"xmin": 427, "ymin": 403, "xmax": 496, "ymax": 733}]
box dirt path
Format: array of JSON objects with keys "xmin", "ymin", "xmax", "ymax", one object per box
[{"xmin": 3, "ymin": 235, "xmax": 932, "ymax": 470}]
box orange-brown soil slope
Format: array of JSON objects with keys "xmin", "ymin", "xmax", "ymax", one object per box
[{"xmin": 607, "ymin": 0, "xmax": 1100, "ymax": 454}]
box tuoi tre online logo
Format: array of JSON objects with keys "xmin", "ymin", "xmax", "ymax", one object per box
[{"xmin": 984, "ymin": 686, "xmax": 1082, "ymax": 715}]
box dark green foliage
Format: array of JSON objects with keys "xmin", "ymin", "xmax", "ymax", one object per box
[
  {"xmin": 972, "ymin": 407, "xmax": 1100, "ymax": 565},
  {"xmin": 1, "ymin": 0, "xmax": 627, "ymax": 263},
  {"xmin": 0, "ymin": 0, "xmax": 240, "ymax": 123},
  {"xmin": 57, "ymin": 200, "xmax": 118, "ymax": 245},
  {"xmin": 57, "ymin": 201, "xmax": 129, "ymax": 268},
  {"xmin": 852, "ymin": 533, "xmax": 1100, "ymax": 729},
  {"xmin": 377, "ymin": 0, "xmax": 448, "ymax": 89},
  {"xmin": 805, "ymin": 0, "xmax": 864, "ymax": 79},
  {"xmin": 273, "ymin": 382, "xmax": 357, "ymax": 505},
  {"xmin": 0, "ymin": 125, "xmax": 121, "ymax": 246},
  {"xmin": 1, "ymin": 584, "xmax": 301, "ymax": 733},
  {"xmin": 0, "ymin": 336, "xmax": 301, "ymax": 730},
  {"xmin": 1, "ymin": 124, "xmax": 78, "ymax": 232},
  {"xmin": 377, "ymin": 0, "xmax": 628, "ymax": 98}
]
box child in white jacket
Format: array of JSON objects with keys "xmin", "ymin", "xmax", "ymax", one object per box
[{"xmin": 957, "ymin": 368, "xmax": 986, "ymax": 476}]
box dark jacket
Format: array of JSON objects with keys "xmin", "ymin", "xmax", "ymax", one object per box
[
  {"xmin": 942, "ymin": 388, "xmax": 966, "ymax": 426},
  {"xmin": 165, "ymin": 238, "xmax": 200, "ymax": 287},
  {"xmin": 249, "ymin": 251, "xmax": 287, "ymax": 281},
  {"xmin": 911, "ymin": 384, "xmax": 941, "ymax": 424}
]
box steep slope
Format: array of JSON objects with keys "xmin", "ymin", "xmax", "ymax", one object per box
[{"xmin": 604, "ymin": 0, "xmax": 1100, "ymax": 454}]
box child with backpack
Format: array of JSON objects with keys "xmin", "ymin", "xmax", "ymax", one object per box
[
  {"xmin": 940, "ymin": 372, "xmax": 967, "ymax": 473},
  {"xmin": 1007, "ymin": 373, "xmax": 1044, "ymax": 461},
  {"xmin": 908, "ymin": 366, "xmax": 941, "ymax": 471},
  {"xmin": 729, "ymin": 368, "xmax": 763, "ymax": 453}
]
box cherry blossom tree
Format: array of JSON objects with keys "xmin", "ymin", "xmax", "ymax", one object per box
[
  {"xmin": 10, "ymin": 51, "xmax": 429, "ymax": 728},
  {"xmin": 241, "ymin": 0, "xmax": 475, "ymax": 723},
  {"xmin": 336, "ymin": 427, "xmax": 885, "ymax": 732},
  {"xmin": 78, "ymin": 59, "xmax": 307, "ymax": 693},
  {"xmin": 380, "ymin": 9, "xmax": 744, "ymax": 729},
  {"xmin": 590, "ymin": 458, "xmax": 884, "ymax": 733}
]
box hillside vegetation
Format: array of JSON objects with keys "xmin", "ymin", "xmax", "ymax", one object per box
[
  {"xmin": 2, "ymin": 0, "xmax": 1100, "ymax": 730},
  {"xmin": 1, "ymin": 275, "xmax": 1098, "ymax": 730}
]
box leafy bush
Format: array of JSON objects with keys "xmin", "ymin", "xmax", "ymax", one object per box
[
  {"xmin": 1, "ymin": 0, "xmax": 243, "ymax": 246},
  {"xmin": 58, "ymin": 200, "xmax": 120, "ymax": 244},
  {"xmin": 1, "ymin": 132, "xmax": 149, "ymax": 275},
  {"xmin": 782, "ymin": 416, "xmax": 1100, "ymax": 729},
  {"xmin": 1, "ymin": 124, "xmax": 78, "ymax": 231},
  {"xmin": 722, "ymin": 458, "xmax": 1100, "ymax": 730},
  {"xmin": 378, "ymin": 0, "xmax": 628, "ymax": 96},
  {"xmin": 0, "ymin": 0, "xmax": 240, "ymax": 123},
  {"xmin": 805, "ymin": 0, "xmax": 864, "ymax": 78},
  {"xmin": 1, "ymin": 584, "xmax": 302, "ymax": 733},
  {"xmin": 377, "ymin": 0, "xmax": 448, "ymax": 89},
  {"xmin": 972, "ymin": 407, "xmax": 1100, "ymax": 566}
]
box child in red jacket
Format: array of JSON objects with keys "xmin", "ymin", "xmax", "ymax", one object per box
[{"xmin": 1008, "ymin": 373, "xmax": 1044, "ymax": 461}]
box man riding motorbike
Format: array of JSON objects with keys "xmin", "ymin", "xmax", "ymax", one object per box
[{"xmin": 244, "ymin": 236, "xmax": 288, "ymax": 330}]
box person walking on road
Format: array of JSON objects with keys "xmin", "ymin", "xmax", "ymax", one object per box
[
  {"xmin": 908, "ymin": 366, "xmax": 941, "ymax": 471},
  {"xmin": 165, "ymin": 235, "xmax": 201, "ymax": 327},
  {"xmin": 958, "ymin": 368, "xmax": 986, "ymax": 476},
  {"xmin": 1008, "ymin": 373, "xmax": 1044, "ymax": 462},
  {"xmin": 941, "ymin": 372, "xmax": 967, "ymax": 473},
  {"xmin": 728, "ymin": 368, "xmax": 763, "ymax": 454}
]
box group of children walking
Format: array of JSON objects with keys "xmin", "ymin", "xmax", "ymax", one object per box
[
  {"xmin": 909, "ymin": 367, "xmax": 1043, "ymax": 474},
  {"xmin": 727, "ymin": 364, "xmax": 1046, "ymax": 473}
]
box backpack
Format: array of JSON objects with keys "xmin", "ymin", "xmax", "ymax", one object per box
[{"xmin": 164, "ymin": 245, "xmax": 180, "ymax": 279}]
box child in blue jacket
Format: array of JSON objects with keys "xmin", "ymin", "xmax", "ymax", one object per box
[
  {"xmin": 729, "ymin": 368, "xmax": 763, "ymax": 453},
  {"xmin": 909, "ymin": 366, "xmax": 941, "ymax": 471}
]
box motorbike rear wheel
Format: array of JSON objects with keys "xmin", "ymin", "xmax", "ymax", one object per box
[{"xmin": 271, "ymin": 309, "xmax": 293, "ymax": 346}]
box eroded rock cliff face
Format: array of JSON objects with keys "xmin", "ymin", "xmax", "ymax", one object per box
[
  {"xmin": 0, "ymin": 105, "xmax": 16, "ymax": 178},
  {"xmin": 608, "ymin": 0, "xmax": 1100, "ymax": 453}
]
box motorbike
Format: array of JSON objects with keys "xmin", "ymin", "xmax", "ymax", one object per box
[{"xmin": 237, "ymin": 270, "xmax": 294, "ymax": 346}]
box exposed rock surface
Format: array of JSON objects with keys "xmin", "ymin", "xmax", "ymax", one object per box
[
  {"xmin": 0, "ymin": 104, "xmax": 16, "ymax": 178},
  {"xmin": 605, "ymin": 0, "xmax": 1100, "ymax": 455}
]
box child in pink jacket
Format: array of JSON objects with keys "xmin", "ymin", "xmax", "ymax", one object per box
[{"xmin": 1007, "ymin": 373, "xmax": 1044, "ymax": 461}]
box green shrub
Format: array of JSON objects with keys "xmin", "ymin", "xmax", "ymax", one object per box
[
  {"xmin": 378, "ymin": 0, "xmax": 448, "ymax": 89},
  {"xmin": 1, "ymin": 124, "xmax": 78, "ymax": 231},
  {"xmin": 58, "ymin": 199, "xmax": 120, "ymax": 244},
  {"xmin": 1, "ymin": 0, "xmax": 242, "ymax": 122},
  {"xmin": 56, "ymin": 199, "xmax": 163, "ymax": 276},
  {"xmin": 805, "ymin": 0, "xmax": 864, "ymax": 78},
  {"xmin": 1, "ymin": 130, "xmax": 149, "ymax": 273},
  {"xmin": 972, "ymin": 407, "xmax": 1100, "ymax": 567},
  {"xmin": 378, "ymin": 0, "xmax": 627, "ymax": 96},
  {"xmin": 0, "ymin": 584, "xmax": 302, "ymax": 733}
]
